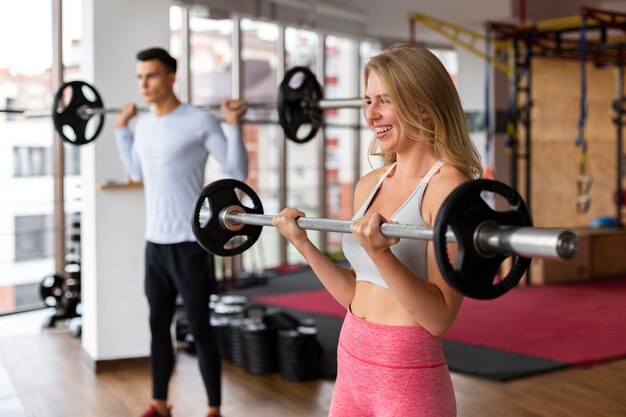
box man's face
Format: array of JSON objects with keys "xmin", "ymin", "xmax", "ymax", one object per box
[{"xmin": 136, "ymin": 59, "xmax": 175, "ymax": 104}]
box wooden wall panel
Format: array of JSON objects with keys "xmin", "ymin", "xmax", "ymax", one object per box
[{"xmin": 523, "ymin": 58, "xmax": 620, "ymax": 227}]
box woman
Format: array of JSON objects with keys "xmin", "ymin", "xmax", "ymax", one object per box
[{"xmin": 273, "ymin": 43, "xmax": 482, "ymax": 417}]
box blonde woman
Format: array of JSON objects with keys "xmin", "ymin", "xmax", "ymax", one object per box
[{"xmin": 273, "ymin": 43, "xmax": 482, "ymax": 416}]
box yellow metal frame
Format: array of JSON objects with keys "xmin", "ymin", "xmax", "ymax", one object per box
[
  {"xmin": 409, "ymin": 11, "xmax": 512, "ymax": 76},
  {"xmin": 409, "ymin": 10, "xmax": 626, "ymax": 77}
]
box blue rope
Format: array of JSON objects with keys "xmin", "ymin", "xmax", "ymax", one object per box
[{"xmin": 576, "ymin": 15, "xmax": 588, "ymax": 148}]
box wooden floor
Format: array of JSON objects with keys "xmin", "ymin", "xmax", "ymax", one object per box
[{"xmin": 1, "ymin": 329, "xmax": 625, "ymax": 417}]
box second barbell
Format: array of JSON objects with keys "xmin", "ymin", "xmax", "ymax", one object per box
[{"xmin": 1, "ymin": 66, "xmax": 364, "ymax": 146}]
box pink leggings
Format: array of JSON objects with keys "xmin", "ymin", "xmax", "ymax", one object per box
[{"xmin": 329, "ymin": 309, "xmax": 456, "ymax": 417}]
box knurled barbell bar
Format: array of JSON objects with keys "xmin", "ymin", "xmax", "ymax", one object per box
[
  {"xmin": 0, "ymin": 66, "xmax": 364, "ymax": 146},
  {"xmin": 191, "ymin": 179, "xmax": 579, "ymax": 300}
]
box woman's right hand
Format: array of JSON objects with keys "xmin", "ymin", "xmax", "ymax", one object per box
[{"xmin": 272, "ymin": 208, "xmax": 309, "ymax": 247}]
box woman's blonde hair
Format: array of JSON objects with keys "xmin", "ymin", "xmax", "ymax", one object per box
[{"xmin": 364, "ymin": 43, "xmax": 482, "ymax": 179}]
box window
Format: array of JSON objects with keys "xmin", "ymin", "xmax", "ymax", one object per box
[
  {"xmin": 14, "ymin": 215, "xmax": 53, "ymax": 262},
  {"xmin": 324, "ymin": 35, "xmax": 359, "ymax": 255},
  {"xmin": 0, "ymin": 0, "xmax": 83, "ymax": 317},
  {"xmin": 241, "ymin": 19, "xmax": 281, "ymax": 269},
  {"xmin": 13, "ymin": 147, "xmax": 51, "ymax": 177}
]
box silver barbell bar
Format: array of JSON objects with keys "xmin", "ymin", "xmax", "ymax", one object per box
[
  {"xmin": 75, "ymin": 97, "xmax": 364, "ymax": 117},
  {"xmin": 1, "ymin": 96, "xmax": 365, "ymax": 120},
  {"xmin": 0, "ymin": 101, "xmax": 279, "ymax": 121},
  {"xmin": 214, "ymin": 207, "xmax": 579, "ymax": 260}
]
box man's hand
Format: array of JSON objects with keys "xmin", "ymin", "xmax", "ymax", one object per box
[
  {"xmin": 116, "ymin": 103, "xmax": 138, "ymax": 128},
  {"xmin": 221, "ymin": 99, "xmax": 247, "ymax": 125}
]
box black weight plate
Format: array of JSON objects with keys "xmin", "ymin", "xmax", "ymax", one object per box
[
  {"xmin": 278, "ymin": 66, "xmax": 324, "ymax": 143},
  {"xmin": 191, "ymin": 179, "xmax": 264, "ymax": 257},
  {"xmin": 39, "ymin": 274, "xmax": 65, "ymax": 307},
  {"xmin": 434, "ymin": 179, "xmax": 532, "ymax": 300},
  {"xmin": 52, "ymin": 81, "xmax": 105, "ymax": 146}
]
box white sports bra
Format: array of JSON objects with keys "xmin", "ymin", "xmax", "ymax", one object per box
[{"xmin": 342, "ymin": 161, "xmax": 444, "ymax": 289}]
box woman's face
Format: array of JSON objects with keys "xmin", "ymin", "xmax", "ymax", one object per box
[{"xmin": 365, "ymin": 72, "xmax": 405, "ymax": 154}]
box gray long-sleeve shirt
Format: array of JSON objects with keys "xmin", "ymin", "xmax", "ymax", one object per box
[{"xmin": 114, "ymin": 103, "xmax": 248, "ymax": 244}]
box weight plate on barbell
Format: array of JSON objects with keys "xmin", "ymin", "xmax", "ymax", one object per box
[
  {"xmin": 434, "ymin": 179, "xmax": 533, "ymax": 300},
  {"xmin": 192, "ymin": 179, "xmax": 264, "ymax": 257},
  {"xmin": 278, "ymin": 66, "xmax": 324, "ymax": 144},
  {"xmin": 52, "ymin": 81, "xmax": 105, "ymax": 146}
]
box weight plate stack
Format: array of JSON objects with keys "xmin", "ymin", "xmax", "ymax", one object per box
[
  {"xmin": 228, "ymin": 317, "xmax": 262, "ymax": 366},
  {"xmin": 277, "ymin": 326, "xmax": 324, "ymax": 381},
  {"xmin": 210, "ymin": 316, "xmax": 232, "ymax": 357},
  {"xmin": 241, "ymin": 322, "xmax": 279, "ymax": 375}
]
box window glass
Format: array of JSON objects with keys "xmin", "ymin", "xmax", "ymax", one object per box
[
  {"xmin": 284, "ymin": 27, "xmax": 320, "ymax": 264},
  {"xmin": 359, "ymin": 41, "xmax": 383, "ymax": 175},
  {"xmin": 62, "ymin": 0, "xmax": 84, "ymax": 275},
  {"xmin": 0, "ymin": 0, "xmax": 54, "ymax": 315},
  {"xmin": 14, "ymin": 215, "xmax": 54, "ymax": 262},
  {"xmin": 13, "ymin": 147, "xmax": 52, "ymax": 177},
  {"xmin": 191, "ymin": 12, "xmax": 234, "ymax": 104},
  {"xmin": 324, "ymin": 35, "xmax": 359, "ymax": 258},
  {"xmin": 430, "ymin": 48, "xmax": 459, "ymax": 85},
  {"xmin": 179, "ymin": 14, "xmax": 283, "ymax": 271},
  {"xmin": 0, "ymin": 0, "xmax": 83, "ymax": 316},
  {"xmin": 240, "ymin": 19, "xmax": 281, "ymax": 270}
]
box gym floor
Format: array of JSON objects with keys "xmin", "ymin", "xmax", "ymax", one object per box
[{"xmin": 0, "ymin": 320, "xmax": 624, "ymax": 417}]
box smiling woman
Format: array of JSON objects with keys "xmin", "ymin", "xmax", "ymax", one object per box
[{"xmin": 272, "ymin": 43, "xmax": 483, "ymax": 417}]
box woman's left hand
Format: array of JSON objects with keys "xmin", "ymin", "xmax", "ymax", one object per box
[{"xmin": 350, "ymin": 212, "xmax": 399, "ymax": 257}]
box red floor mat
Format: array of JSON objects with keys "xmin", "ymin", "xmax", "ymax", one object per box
[{"xmin": 253, "ymin": 275, "xmax": 626, "ymax": 367}]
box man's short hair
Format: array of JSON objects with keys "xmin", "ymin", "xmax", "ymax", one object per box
[{"xmin": 136, "ymin": 47, "xmax": 177, "ymax": 73}]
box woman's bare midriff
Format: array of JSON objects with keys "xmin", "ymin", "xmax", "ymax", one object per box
[{"xmin": 349, "ymin": 281, "xmax": 421, "ymax": 326}]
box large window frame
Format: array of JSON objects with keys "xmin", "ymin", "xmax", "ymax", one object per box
[{"xmin": 169, "ymin": 4, "xmax": 383, "ymax": 268}]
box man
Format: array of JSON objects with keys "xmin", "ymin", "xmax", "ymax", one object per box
[{"xmin": 115, "ymin": 47, "xmax": 248, "ymax": 417}]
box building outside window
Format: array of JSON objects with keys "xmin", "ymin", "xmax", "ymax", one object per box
[{"xmin": 0, "ymin": 0, "xmax": 83, "ymax": 316}]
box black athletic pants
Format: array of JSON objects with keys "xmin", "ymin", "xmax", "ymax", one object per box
[{"xmin": 145, "ymin": 241, "xmax": 221, "ymax": 406}]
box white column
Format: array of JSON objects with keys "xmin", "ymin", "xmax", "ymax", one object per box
[{"xmin": 80, "ymin": 0, "xmax": 170, "ymax": 362}]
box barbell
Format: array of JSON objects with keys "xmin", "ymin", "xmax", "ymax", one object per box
[
  {"xmin": 0, "ymin": 66, "xmax": 363, "ymax": 146},
  {"xmin": 191, "ymin": 178, "xmax": 579, "ymax": 300}
]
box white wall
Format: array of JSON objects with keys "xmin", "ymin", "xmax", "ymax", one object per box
[
  {"xmin": 365, "ymin": 0, "xmax": 513, "ymax": 44},
  {"xmin": 457, "ymin": 48, "xmax": 488, "ymax": 168},
  {"xmin": 80, "ymin": 0, "xmax": 170, "ymax": 361}
]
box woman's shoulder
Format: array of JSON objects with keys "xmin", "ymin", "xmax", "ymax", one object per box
[
  {"xmin": 422, "ymin": 165, "xmax": 471, "ymax": 223},
  {"xmin": 353, "ymin": 165, "xmax": 388, "ymax": 209},
  {"xmin": 356, "ymin": 166, "xmax": 387, "ymax": 191},
  {"xmin": 433, "ymin": 164, "xmax": 470, "ymax": 191}
]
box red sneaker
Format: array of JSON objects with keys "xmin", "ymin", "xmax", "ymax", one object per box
[{"xmin": 140, "ymin": 404, "xmax": 172, "ymax": 417}]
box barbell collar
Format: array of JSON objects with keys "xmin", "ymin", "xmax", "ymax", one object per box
[
  {"xmin": 78, "ymin": 106, "xmax": 151, "ymax": 119},
  {"xmin": 317, "ymin": 98, "xmax": 364, "ymax": 110},
  {"xmin": 218, "ymin": 208, "xmax": 576, "ymax": 260},
  {"xmin": 475, "ymin": 223, "xmax": 579, "ymax": 260}
]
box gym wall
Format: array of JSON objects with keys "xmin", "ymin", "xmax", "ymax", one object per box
[{"xmin": 520, "ymin": 57, "xmax": 621, "ymax": 228}]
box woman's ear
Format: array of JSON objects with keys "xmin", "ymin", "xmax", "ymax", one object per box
[{"xmin": 420, "ymin": 108, "xmax": 431, "ymax": 122}]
